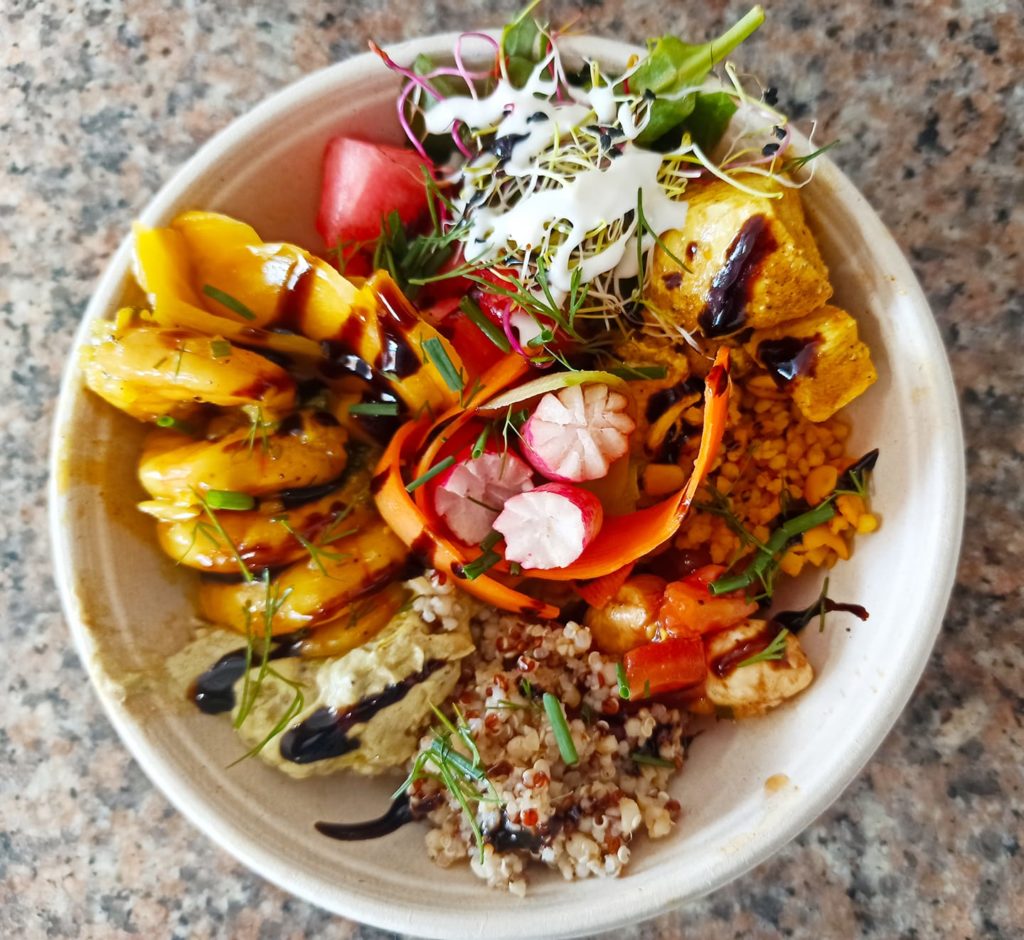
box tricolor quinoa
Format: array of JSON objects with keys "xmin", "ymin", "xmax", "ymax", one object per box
[{"xmin": 408, "ymin": 576, "xmax": 684, "ymax": 895}]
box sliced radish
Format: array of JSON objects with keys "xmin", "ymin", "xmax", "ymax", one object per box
[
  {"xmin": 493, "ymin": 483, "xmax": 604, "ymax": 570},
  {"xmin": 433, "ymin": 451, "xmax": 534, "ymax": 545},
  {"xmin": 521, "ymin": 384, "xmax": 636, "ymax": 482}
]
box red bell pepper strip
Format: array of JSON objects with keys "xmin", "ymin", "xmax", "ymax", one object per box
[{"xmin": 624, "ymin": 636, "xmax": 707, "ymax": 699}]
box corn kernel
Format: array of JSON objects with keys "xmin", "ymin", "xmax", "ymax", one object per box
[
  {"xmin": 804, "ymin": 465, "xmax": 839, "ymax": 505},
  {"xmin": 857, "ymin": 513, "xmax": 879, "ymax": 534},
  {"xmin": 837, "ymin": 493, "xmax": 865, "ymax": 525},
  {"xmin": 779, "ymin": 550, "xmax": 804, "ymax": 577},
  {"xmin": 643, "ymin": 463, "xmax": 686, "ymax": 497}
]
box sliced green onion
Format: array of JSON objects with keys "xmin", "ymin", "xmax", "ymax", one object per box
[
  {"xmin": 542, "ymin": 692, "xmax": 579, "ymax": 766},
  {"xmin": 202, "ymin": 284, "xmax": 257, "ymax": 321},
  {"xmin": 405, "ymin": 455, "xmax": 456, "ymax": 493},
  {"xmin": 348, "ymin": 401, "xmax": 400, "ymax": 417},
  {"xmin": 155, "ymin": 414, "xmax": 197, "ymax": 435},
  {"xmin": 423, "ymin": 337, "xmax": 464, "ymax": 392},
  {"xmin": 459, "ymin": 297, "xmax": 511, "ymax": 353},
  {"xmin": 471, "ymin": 425, "xmax": 490, "ymax": 459},
  {"xmin": 630, "ymin": 752, "xmax": 676, "ymax": 768},
  {"xmin": 615, "ymin": 662, "xmax": 631, "ymax": 700},
  {"xmin": 205, "ymin": 489, "xmax": 256, "ymax": 511},
  {"xmin": 210, "ymin": 339, "xmax": 232, "ymax": 359}
]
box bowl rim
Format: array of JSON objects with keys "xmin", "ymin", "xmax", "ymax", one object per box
[{"xmin": 49, "ymin": 30, "xmax": 966, "ymax": 940}]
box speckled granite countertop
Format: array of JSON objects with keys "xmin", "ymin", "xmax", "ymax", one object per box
[{"xmin": 2, "ymin": 0, "xmax": 1021, "ymax": 936}]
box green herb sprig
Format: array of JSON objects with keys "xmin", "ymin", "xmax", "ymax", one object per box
[{"xmin": 735, "ymin": 627, "xmax": 789, "ymax": 669}]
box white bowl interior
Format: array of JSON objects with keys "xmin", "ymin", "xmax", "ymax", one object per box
[{"xmin": 50, "ymin": 34, "xmax": 964, "ymax": 940}]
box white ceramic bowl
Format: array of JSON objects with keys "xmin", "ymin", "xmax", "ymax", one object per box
[{"xmin": 49, "ymin": 33, "xmax": 964, "ymax": 940}]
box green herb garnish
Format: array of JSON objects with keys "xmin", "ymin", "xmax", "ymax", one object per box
[
  {"xmin": 607, "ymin": 364, "xmax": 669, "ymax": 381},
  {"xmin": 396, "ymin": 704, "xmax": 501, "ymax": 863},
  {"xmin": 460, "ymin": 531, "xmax": 503, "ymax": 581},
  {"xmin": 460, "ymin": 297, "xmax": 511, "ymax": 353},
  {"xmin": 405, "ymin": 455, "xmax": 456, "ymax": 493},
  {"xmin": 423, "ymin": 337, "xmax": 465, "ymax": 392},
  {"xmin": 205, "ymin": 489, "xmax": 256, "ymax": 511},
  {"xmin": 155, "ymin": 414, "xmax": 197, "ymax": 435},
  {"xmin": 616, "ymin": 662, "xmax": 631, "ymax": 700},
  {"xmin": 784, "ymin": 139, "xmax": 840, "ymax": 173},
  {"xmin": 631, "ymin": 752, "xmax": 676, "ymax": 769},
  {"xmin": 471, "ymin": 425, "xmax": 491, "ymax": 459},
  {"xmin": 272, "ymin": 515, "xmax": 348, "ymax": 577},
  {"xmin": 542, "ymin": 692, "xmax": 579, "ymax": 766},
  {"xmin": 210, "ymin": 338, "xmax": 232, "ymax": 359},
  {"xmin": 348, "ymin": 401, "xmax": 401, "ymax": 417},
  {"xmin": 735, "ymin": 628, "xmax": 789, "ymax": 669},
  {"xmin": 202, "ymin": 284, "xmax": 257, "ymax": 321}
]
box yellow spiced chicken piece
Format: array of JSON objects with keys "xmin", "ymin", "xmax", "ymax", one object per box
[
  {"xmin": 647, "ymin": 179, "xmax": 832, "ymax": 338},
  {"xmin": 745, "ymin": 305, "xmax": 877, "ymax": 422}
]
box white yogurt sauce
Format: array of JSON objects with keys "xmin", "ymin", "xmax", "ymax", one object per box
[{"xmin": 425, "ymin": 56, "xmax": 689, "ymax": 294}]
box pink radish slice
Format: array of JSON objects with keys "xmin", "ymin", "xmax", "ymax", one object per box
[
  {"xmin": 521, "ymin": 384, "xmax": 636, "ymax": 483},
  {"xmin": 493, "ymin": 482, "xmax": 604, "ymax": 570},
  {"xmin": 434, "ymin": 451, "xmax": 534, "ymax": 545}
]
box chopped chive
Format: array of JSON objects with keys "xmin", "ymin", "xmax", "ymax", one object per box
[
  {"xmin": 348, "ymin": 401, "xmax": 401, "ymax": 417},
  {"xmin": 460, "ymin": 550, "xmax": 501, "ymax": 581},
  {"xmin": 616, "ymin": 662, "xmax": 631, "ymax": 700},
  {"xmin": 202, "ymin": 284, "xmax": 257, "ymax": 320},
  {"xmin": 460, "ymin": 533, "xmax": 502, "ymax": 580},
  {"xmin": 736, "ymin": 628, "xmax": 790, "ymax": 669},
  {"xmin": 155, "ymin": 414, "xmax": 197, "ymax": 435},
  {"xmin": 471, "ymin": 425, "xmax": 490, "ymax": 459},
  {"xmin": 405, "ymin": 455, "xmax": 456, "ymax": 493},
  {"xmin": 210, "ymin": 339, "xmax": 232, "ymax": 359},
  {"xmin": 479, "ymin": 530, "xmax": 502, "ymax": 551},
  {"xmin": 608, "ymin": 364, "xmax": 669, "ymax": 380},
  {"xmin": 709, "ymin": 501, "xmax": 837, "ymax": 596},
  {"xmin": 630, "ymin": 752, "xmax": 676, "ymax": 768},
  {"xmin": 423, "ymin": 337, "xmax": 464, "ymax": 392},
  {"xmin": 205, "ymin": 489, "xmax": 256, "ymax": 511},
  {"xmin": 543, "ymin": 692, "xmax": 579, "ymax": 766},
  {"xmin": 459, "ymin": 297, "xmax": 511, "ymax": 353},
  {"xmin": 508, "ymin": 562, "xmax": 522, "ymax": 577}
]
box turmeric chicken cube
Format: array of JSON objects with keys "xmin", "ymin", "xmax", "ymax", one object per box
[
  {"xmin": 646, "ymin": 179, "xmax": 832, "ymax": 338},
  {"xmin": 745, "ymin": 305, "xmax": 877, "ymax": 422}
]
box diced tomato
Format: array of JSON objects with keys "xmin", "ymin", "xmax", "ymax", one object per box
[
  {"xmin": 316, "ymin": 137, "xmax": 432, "ymax": 248},
  {"xmin": 658, "ymin": 565, "xmax": 757, "ymax": 638},
  {"xmin": 444, "ymin": 309, "xmax": 508, "ymax": 376},
  {"xmin": 624, "ymin": 636, "xmax": 707, "ymax": 698},
  {"xmin": 473, "ymin": 268, "xmax": 569, "ymax": 356}
]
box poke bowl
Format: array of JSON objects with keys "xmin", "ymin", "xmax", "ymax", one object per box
[{"xmin": 50, "ymin": 13, "xmax": 964, "ymax": 940}]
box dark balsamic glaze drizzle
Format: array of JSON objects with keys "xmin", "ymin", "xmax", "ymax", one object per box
[
  {"xmin": 758, "ymin": 335, "xmax": 820, "ymax": 387},
  {"xmin": 315, "ymin": 793, "xmax": 415, "ymax": 841},
  {"xmin": 645, "ymin": 375, "xmax": 704, "ymax": 422},
  {"xmin": 189, "ymin": 634, "xmax": 304, "ymax": 714},
  {"xmin": 772, "ymin": 597, "xmax": 869, "ymax": 634},
  {"xmin": 710, "ymin": 627, "xmax": 777, "ymax": 678},
  {"xmin": 488, "ymin": 813, "xmax": 545, "ymax": 853},
  {"xmin": 279, "ymin": 660, "xmax": 446, "ymax": 765},
  {"xmin": 373, "ymin": 278, "xmax": 422, "ymax": 379},
  {"xmin": 274, "ymin": 255, "xmax": 317, "ymax": 333},
  {"xmin": 698, "ymin": 214, "xmax": 777, "ymax": 337}
]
